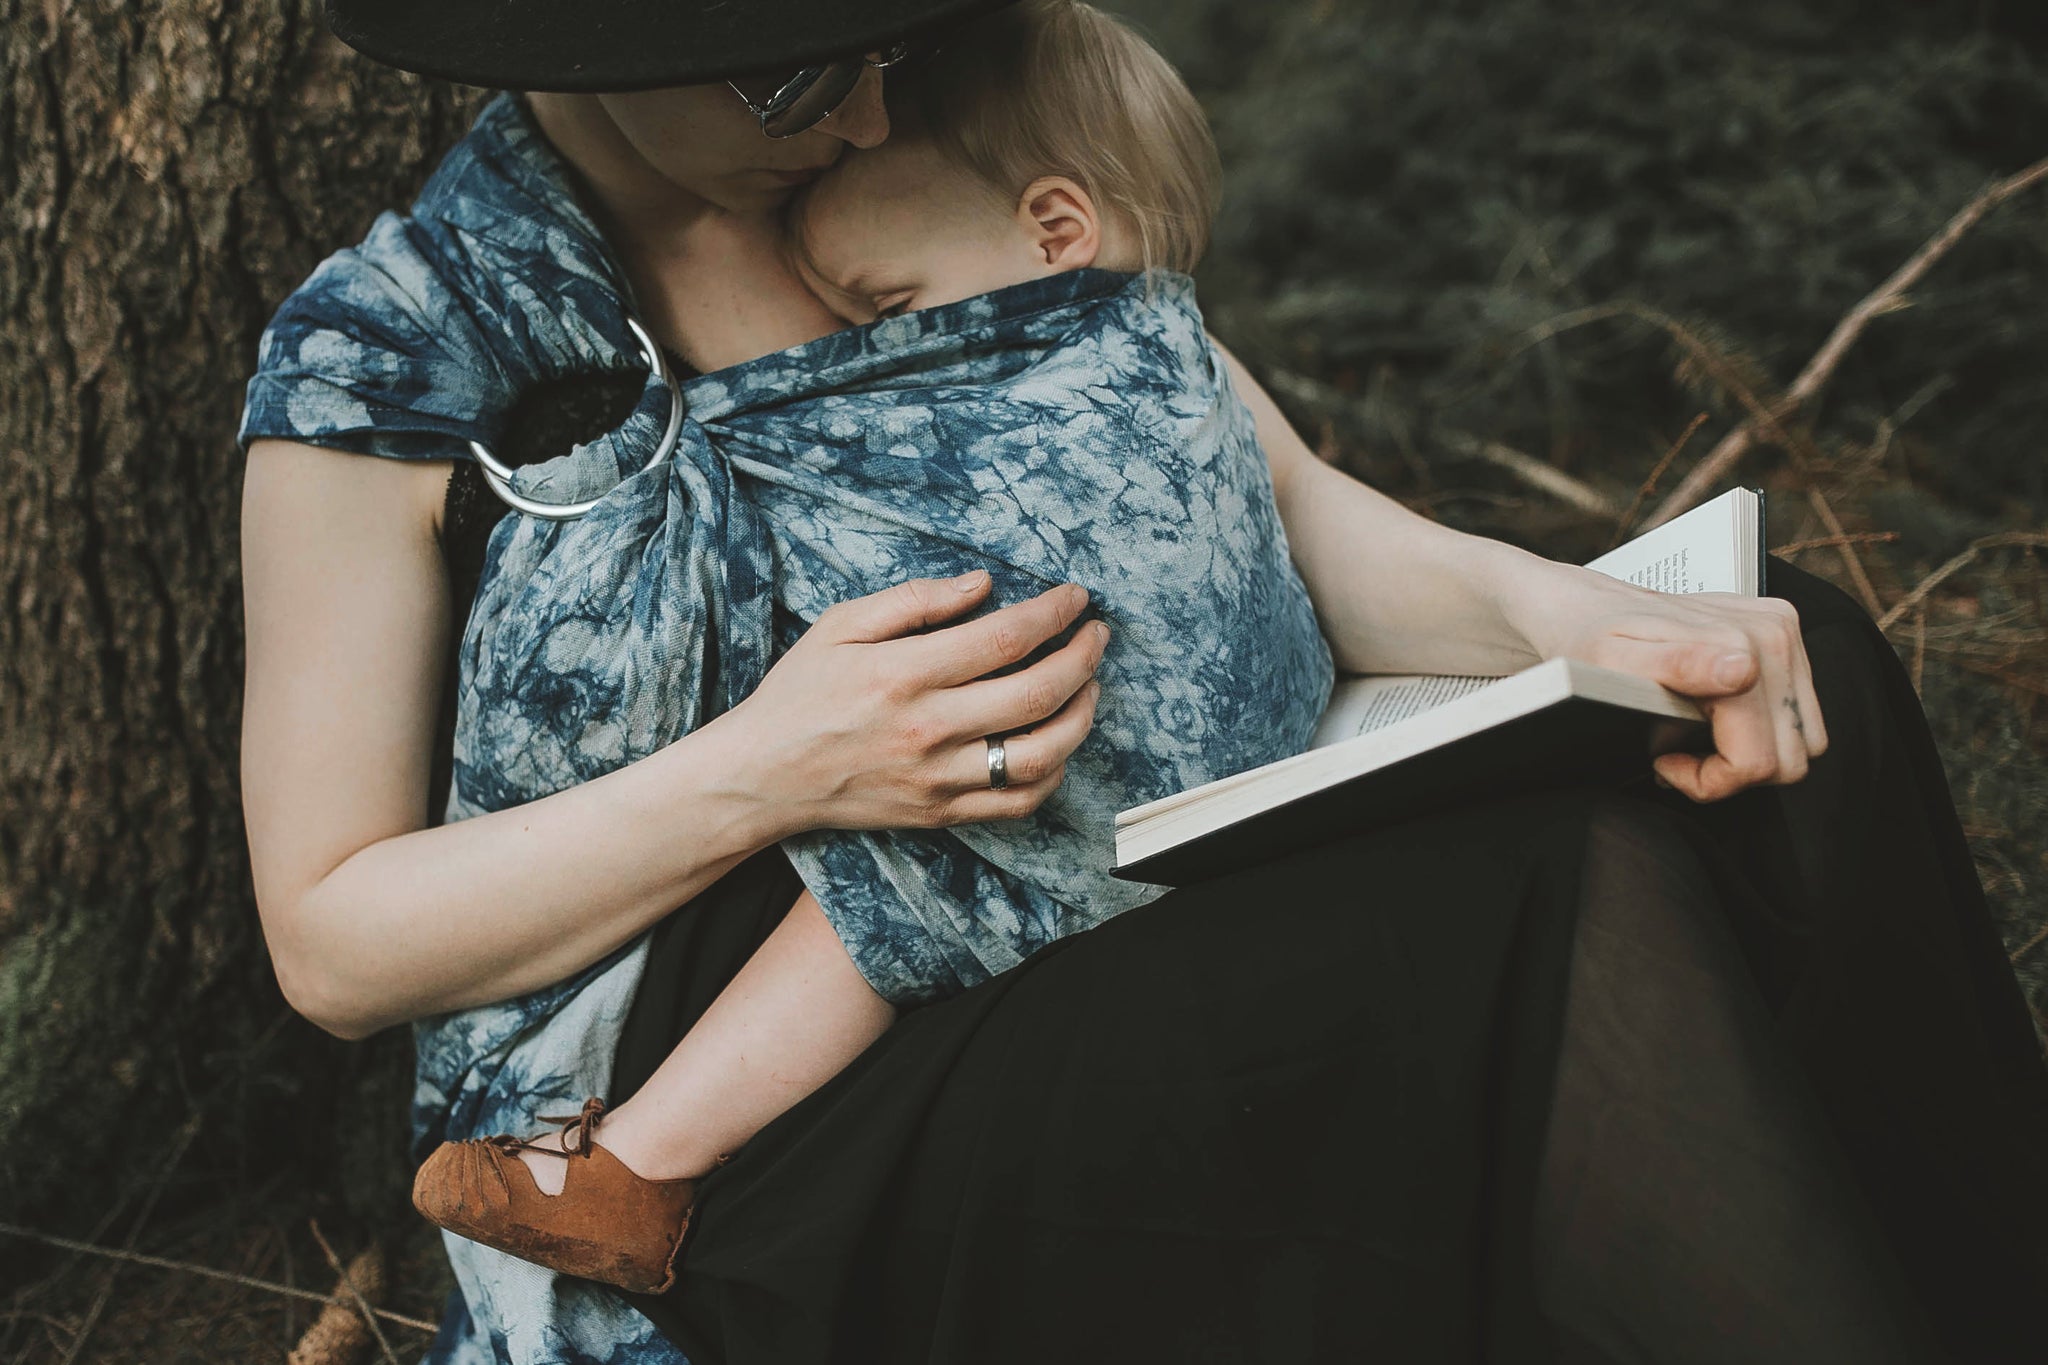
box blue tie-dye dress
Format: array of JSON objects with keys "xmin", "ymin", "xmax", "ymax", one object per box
[{"xmin": 240, "ymin": 93, "xmax": 1333, "ymax": 1365}]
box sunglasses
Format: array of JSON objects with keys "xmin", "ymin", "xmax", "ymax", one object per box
[{"xmin": 728, "ymin": 43, "xmax": 912, "ymax": 139}]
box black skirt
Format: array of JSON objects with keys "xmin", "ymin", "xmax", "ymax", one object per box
[{"xmin": 608, "ymin": 555, "xmax": 2048, "ymax": 1365}]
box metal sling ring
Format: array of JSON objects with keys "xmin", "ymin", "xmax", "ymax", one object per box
[{"xmin": 469, "ymin": 315, "xmax": 686, "ymax": 521}]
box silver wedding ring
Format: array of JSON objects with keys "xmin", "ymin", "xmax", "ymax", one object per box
[{"xmin": 986, "ymin": 736, "xmax": 1010, "ymax": 791}]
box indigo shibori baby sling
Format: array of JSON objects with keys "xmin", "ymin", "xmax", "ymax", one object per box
[{"xmin": 241, "ymin": 94, "xmax": 1332, "ymax": 1365}]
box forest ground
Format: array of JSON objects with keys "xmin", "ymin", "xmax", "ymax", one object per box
[{"xmin": 4, "ymin": 0, "xmax": 2044, "ymax": 1359}]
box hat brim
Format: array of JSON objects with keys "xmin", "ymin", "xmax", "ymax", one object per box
[{"xmin": 326, "ymin": 0, "xmax": 1019, "ymax": 93}]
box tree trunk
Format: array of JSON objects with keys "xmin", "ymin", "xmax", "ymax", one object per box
[{"xmin": 0, "ymin": 0, "xmax": 480, "ymax": 1233}]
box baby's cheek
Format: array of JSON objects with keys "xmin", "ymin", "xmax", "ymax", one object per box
[{"xmin": 792, "ymin": 168, "xmax": 857, "ymax": 229}]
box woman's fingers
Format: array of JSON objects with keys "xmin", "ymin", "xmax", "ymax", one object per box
[
  {"xmin": 946, "ymin": 618, "xmax": 1109, "ymax": 738},
  {"xmin": 740, "ymin": 574, "xmax": 1107, "ymax": 835},
  {"xmin": 1583, "ymin": 629, "xmax": 1772, "ymax": 784},
  {"xmin": 1578, "ymin": 599, "xmax": 1828, "ymax": 803},
  {"xmin": 1778, "ymin": 601, "xmax": 1830, "ymax": 760},
  {"xmin": 911, "ymin": 582, "xmax": 1095, "ymax": 687},
  {"xmin": 1748, "ymin": 598, "xmax": 1825, "ymax": 786},
  {"xmin": 1660, "ymin": 675, "xmax": 1785, "ymax": 803},
  {"xmin": 938, "ymin": 679, "xmax": 1101, "ymax": 823},
  {"xmin": 815, "ymin": 571, "xmax": 995, "ymax": 643}
]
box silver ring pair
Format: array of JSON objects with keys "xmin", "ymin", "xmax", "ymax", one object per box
[{"xmin": 985, "ymin": 736, "xmax": 1010, "ymax": 791}]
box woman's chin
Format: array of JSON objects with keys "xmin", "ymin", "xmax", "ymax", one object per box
[{"xmin": 709, "ymin": 176, "xmax": 813, "ymax": 215}]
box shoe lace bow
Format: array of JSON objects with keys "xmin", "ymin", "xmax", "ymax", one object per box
[{"xmin": 485, "ymin": 1095, "xmax": 607, "ymax": 1163}]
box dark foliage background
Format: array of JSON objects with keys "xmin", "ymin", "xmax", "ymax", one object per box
[
  {"xmin": 1, "ymin": 0, "xmax": 2042, "ymax": 1357},
  {"xmin": 1141, "ymin": 0, "xmax": 2047, "ymax": 508},
  {"xmin": 1118, "ymin": 0, "xmax": 2048, "ymax": 1018}
]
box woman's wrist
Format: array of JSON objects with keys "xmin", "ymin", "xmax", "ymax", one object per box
[
  {"xmin": 1488, "ymin": 547, "xmax": 1650, "ymax": 666},
  {"xmin": 653, "ymin": 708, "xmax": 811, "ymax": 854},
  {"xmin": 647, "ymin": 716, "xmax": 790, "ymax": 855}
]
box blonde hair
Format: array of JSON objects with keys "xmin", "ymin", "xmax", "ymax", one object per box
[{"xmin": 891, "ymin": 0, "xmax": 1222, "ymax": 275}]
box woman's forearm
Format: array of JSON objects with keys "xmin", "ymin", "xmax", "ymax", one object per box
[
  {"xmin": 243, "ymin": 442, "xmax": 1107, "ymax": 1040},
  {"xmin": 271, "ymin": 710, "xmax": 786, "ymax": 1041},
  {"xmin": 1222, "ymin": 349, "xmax": 1832, "ymax": 803},
  {"xmin": 241, "ymin": 441, "xmax": 800, "ymax": 1041},
  {"xmin": 1274, "ymin": 453, "xmax": 1584, "ymax": 676},
  {"xmin": 1219, "ymin": 344, "xmax": 1586, "ymax": 677}
]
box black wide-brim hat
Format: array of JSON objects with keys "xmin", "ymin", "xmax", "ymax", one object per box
[{"xmin": 326, "ymin": 0, "xmax": 1020, "ymax": 92}]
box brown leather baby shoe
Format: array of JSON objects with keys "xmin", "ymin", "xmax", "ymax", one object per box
[{"xmin": 411, "ymin": 1097, "xmax": 698, "ymax": 1294}]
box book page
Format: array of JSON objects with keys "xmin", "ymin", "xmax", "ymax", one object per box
[
  {"xmin": 1595, "ymin": 543, "xmax": 1707, "ymax": 594},
  {"xmin": 1582, "ymin": 488, "xmax": 1749, "ymax": 595},
  {"xmin": 1304, "ymin": 488, "xmax": 1755, "ymax": 747},
  {"xmin": 1309, "ymin": 672, "xmax": 1500, "ymax": 749}
]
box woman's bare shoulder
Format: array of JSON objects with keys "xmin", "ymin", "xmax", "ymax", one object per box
[
  {"xmin": 243, "ymin": 438, "xmax": 453, "ymax": 544},
  {"xmin": 239, "ymin": 439, "xmax": 458, "ymax": 938}
]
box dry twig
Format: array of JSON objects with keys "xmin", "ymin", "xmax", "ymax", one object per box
[
  {"xmin": 1504, "ymin": 301, "xmax": 1634, "ymax": 359},
  {"xmin": 1510, "ymin": 303, "xmax": 1810, "ymax": 470},
  {"xmin": 1773, "ymin": 531, "xmax": 1900, "ymax": 557},
  {"xmin": 299, "ymin": 1223, "xmax": 397, "ymax": 1365},
  {"xmin": 1631, "ymin": 304, "xmax": 1825, "ymax": 471},
  {"xmin": 1261, "ymin": 360, "xmax": 1623, "ymax": 517},
  {"xmin": 1593, "ymin": 302, "xmax": 1890, "ymax": 603},
  {"xmin": 54, "ymin": 1113, "xmax": 204, "ymax": 1365},
  {"xmin": 1876, "ymin": 532, "xmax": 2048, "ymax": 634},
  {"xmin": 1949, "ymin": 657, "xmax": 2048, "ymax": 699},
  {"xmin": 1610, "ymin": 412, "xmax": 1708, "ymax": 547},
  {"xmin": 1912, "ymin": 605, "xmax": 1928, "ymax": 694},
  {"xmin": 2011, "ymin": 918, "xmax": 2048, "ymax": 966},
  {"xmin": 1804, "ymin": 485, "xmax": 1885, "ymax": 618},
  {"xmin": 0, "ymin": 1222, "xmax": 436, "ymax": 1334},
  {"xmin": 1436, "ymin": 428, "xmax": 1619, "ymax": 516},
  {"xmin": 1649, "ymin": 154, "xmax": 2048, "ymax": 525}
]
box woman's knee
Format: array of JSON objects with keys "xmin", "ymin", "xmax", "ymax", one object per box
[{"xmin": 1571, "ymin": 793, "xmax": 1733, "ymax": 951}]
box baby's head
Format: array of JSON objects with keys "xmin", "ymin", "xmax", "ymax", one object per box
[{"xmin": 790, "ymin": 0, "xmax": 1220, "ymax": 324}]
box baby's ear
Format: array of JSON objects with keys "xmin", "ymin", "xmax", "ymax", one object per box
[{"xmin": 1016, "ymin": 176, "xmax": 1101, "ymax": 271}]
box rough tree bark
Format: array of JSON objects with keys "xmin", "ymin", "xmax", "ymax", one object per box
[{"xmin": 0, "ymin": 0, "xmax": 480, "ymax": 1234}]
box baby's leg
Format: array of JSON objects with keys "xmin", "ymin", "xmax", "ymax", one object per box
[{"xmin": 517, "ymin": 889, "xmax": 895, "ymax": 1194}]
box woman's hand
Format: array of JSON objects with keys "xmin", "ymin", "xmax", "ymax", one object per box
[
  {"xmin": 1520, "ymin": 568, "xmax": 1831, "ymax": 803},
  {"xmin": 714, "ymin": 570, "xmax": 1109, "ymax": 837},
  {"xmin": 1213, "ymin": 343, "xmax": 1827, "ymax": 805}
]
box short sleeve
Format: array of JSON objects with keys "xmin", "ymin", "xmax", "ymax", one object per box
[{"xmin": 237, "ymin": 211, "xmax": 518, "ymax": 463}]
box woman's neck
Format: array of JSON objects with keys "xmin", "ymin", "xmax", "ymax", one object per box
[
  {"xmin": 521, "ymin": 92, "xmax": 846, "ymax": 373},
  {"xmin": 524, "ymin": 93, "xmax": 710, "ymax": 259}
]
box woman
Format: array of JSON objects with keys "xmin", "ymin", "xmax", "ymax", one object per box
[{"xmin": 238, "ymin": 1, "xmax": 2048, "ymax": 1362}]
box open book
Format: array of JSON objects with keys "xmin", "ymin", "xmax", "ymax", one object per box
[{"xmin": 1112, "ymin": 487, "xmax": 1766, "ymax": 886}]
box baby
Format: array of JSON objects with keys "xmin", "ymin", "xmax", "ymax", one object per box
[{"xmin": 413, "ymin": 0, "xmax": 1333, "ymax": 1294}]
